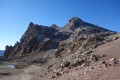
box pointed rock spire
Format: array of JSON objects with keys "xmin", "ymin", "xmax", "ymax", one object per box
[
  {"xmin": 29, "ymin": 22, "xmax": 34, "ymax": 27},
  {"xmin": 50, "ymin": 24, "xmax": 59, "ymax": 28},
  {"xmin": 68, "ymin": 17, "xmax": 83, "ymax": 24}
]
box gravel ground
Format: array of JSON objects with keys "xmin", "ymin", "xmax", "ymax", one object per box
[{"xmin": 0, "ymin": 39, "xmax": 120, "ymax": 80}]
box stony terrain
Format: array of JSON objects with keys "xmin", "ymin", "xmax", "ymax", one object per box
[{"xmin": 1, "ymin": 17, "xmax": 120, "ymax": 80}]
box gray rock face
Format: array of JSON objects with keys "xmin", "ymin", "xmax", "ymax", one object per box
[
  {"xmin": 4, "ymin": 22, "xmax": 71, "ymax": 58},
  {"xmin": 68, "ymin": 17, "xmax": 84, "ymax": 28},
  {"xmin": 64, "ymin": 17, "xmax": 111, "ymax": 32},
  {"xmin": 4, "ymin": 17, "xmax": 116, "ymax": 59},
  {"xmin": 4, "ymin": 46, "xmax": 13, "ymax": 58}
]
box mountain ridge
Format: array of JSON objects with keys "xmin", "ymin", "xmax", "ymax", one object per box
[
  {"xmin": 2, "ymin": 17, "xmax": 120, "ymax": 80},
  {"xmin": 4, "ymin": 17, "xmax": 116, "ymax": 59}
]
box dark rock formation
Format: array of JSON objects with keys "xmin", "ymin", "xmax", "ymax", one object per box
[{"xmin": 4, "ymin": 45, "xmax": 13, "ymax": 58}]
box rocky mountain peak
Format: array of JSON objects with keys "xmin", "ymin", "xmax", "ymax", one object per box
[
  {"xmin": 63, "ymin": 17, "xmax": 87, "ymax": 30},
  {"xmin": 27, "ymin": 22, "xmax": 41, "ymax": 32},
  {"xmin": 68, "ymin": 17, "xmax": 83, "ymax": 23},
  {"xmin": 29, "ymin": 22, "xmax": 34, "ymax": 27},
  {"xmin": 68, "ymin": 17, "xmax": 84, "ymax": 28},
  {"xmin": 4, "ymin": 17, "xmax": 116, "ymax": 59},
  {"xmin": 2, "ymin": 17, "xmax": 120, "ymax": 80},
  {"xmin": 50, "ymin": 24, "xmax": 59, "ymax": 29}
]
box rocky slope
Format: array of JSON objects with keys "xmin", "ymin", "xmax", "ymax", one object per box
[
  {"xmin": 1, "ymin": 37, "xmax": 120, "ymax": 80},
  {"xmin": 4, "ymin": 17, "xmax": 119, "ymax": 68},
  {"xmin": 4, "ymin": 17, "xmax": 116, "ymax": 59},
  {"xmin": 4, "ymin": 22, "xmax": 71, "ymax": 58},
  {"xmin": 1, "ymin": 17, "xmax": 120, "ymax": 80}
]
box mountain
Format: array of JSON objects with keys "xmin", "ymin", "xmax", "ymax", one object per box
[
  {"xmin": 0, "ymin": 50, "xmax": 4, "ymax": 56},
  {"xmin": 4, "ymin": 17, "xmax": 116, "ymax": 59},
  {"xmin": 2, "ymin": 17, "xmax": 120, "ymax": 80}
]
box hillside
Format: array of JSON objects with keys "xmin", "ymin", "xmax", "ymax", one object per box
[
  {"xmin": 1, "ymin": 17, "xmax": 120, "ymax": 80},
  {"xmin": 4, "ymin": 17, "xmax": 115, "ymax": 59}
]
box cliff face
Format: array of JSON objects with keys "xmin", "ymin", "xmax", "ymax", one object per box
[{"xmin": 4, "ymin": 17, "xmax": 116, "ymax": 59}]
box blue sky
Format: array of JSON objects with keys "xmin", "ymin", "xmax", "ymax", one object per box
[{"xmin": 0, "ymin": 0, "xmax": 120, "ymax": 50}]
